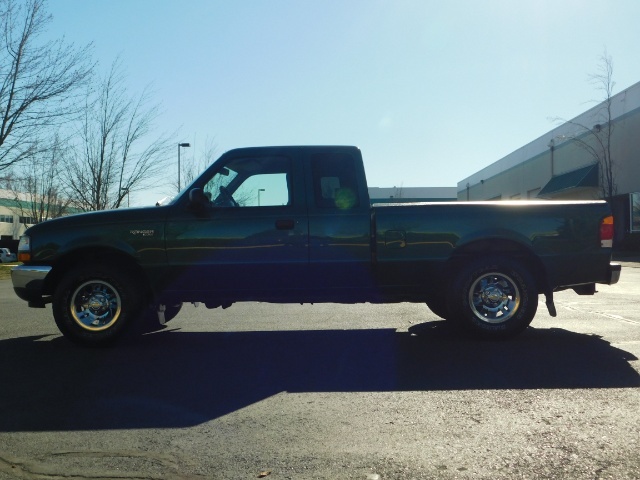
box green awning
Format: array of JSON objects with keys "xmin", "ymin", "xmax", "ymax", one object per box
[{"xmin": 538, "ymin": 163, "xmax": 599, "ymax": 198}]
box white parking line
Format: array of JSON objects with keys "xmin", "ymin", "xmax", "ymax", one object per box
[{"xmin": 560, "ymin": 303, "xmax": 640, "ymax": 326}]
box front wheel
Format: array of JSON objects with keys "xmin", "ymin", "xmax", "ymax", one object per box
[
  {"xmin": 447, "ymin": 256, "xmax": 538, "ymax": 339},
  {"xmin": 52, "ymin": 265, "xmax": 144, "ymax": 346}
]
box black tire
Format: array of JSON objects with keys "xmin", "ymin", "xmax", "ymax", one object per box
[
  {"xmin": 52, "ymin": 265, "xmax": 144, "ymax": 346},
  {"xmin": 447, "ymin": 256, "xmax": 538, "ymax": 339}
]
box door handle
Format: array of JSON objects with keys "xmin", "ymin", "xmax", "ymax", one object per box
[{"xmin": 275, "ymin": 219, "xmax": 295, "ymax": 230}]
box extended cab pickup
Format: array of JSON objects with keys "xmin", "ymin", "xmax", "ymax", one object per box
[{"xmin": 12, "ymin": 146, "xmax": 621, "ymax": 346}]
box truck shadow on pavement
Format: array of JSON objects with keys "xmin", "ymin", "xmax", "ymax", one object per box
[{"xmin": 1, "ymin": 322, "xmax": 638, "ymax": 432}]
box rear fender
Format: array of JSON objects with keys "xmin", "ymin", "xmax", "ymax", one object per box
[{"xmin": 449, "ymin": 238, "xmax": 548, "ymax": 294}]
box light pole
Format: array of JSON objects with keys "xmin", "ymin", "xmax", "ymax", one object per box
[
  {"xmin": 257, "ymin": 188, "xmax": 265, "ymax": 206},
  {"xmin": 178, "ymin": 142, "xmax": 190, "ymax": 192}
]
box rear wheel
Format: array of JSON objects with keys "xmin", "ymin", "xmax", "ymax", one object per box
[
  {"xmin": 447, "ymin": 256, "xmax": 538, "ymax": 339},
  {"xmin": 53, "ymin": 265, "xmax": 144, "ymax": 346}
]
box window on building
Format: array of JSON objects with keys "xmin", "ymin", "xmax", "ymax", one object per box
[
  {"xmin": 19, "ymin": 216, "xmax": 36, "ymax": 225},
  {"xmin": 0, "ymin": 215, "xmax": 14, "ymax": 223}
]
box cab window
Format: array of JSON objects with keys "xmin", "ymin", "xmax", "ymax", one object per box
[
  {"xmin": 311, "ymin": 153, "xmax": 360, "ymax": 209},
  {"xmin": 203, "ymin": 156, "xmax": 292, "ymax": 207}
]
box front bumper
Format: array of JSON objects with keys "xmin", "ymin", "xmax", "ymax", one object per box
[
  {"xmin": 12, "ymin": 265, "xmax": 52, "ymax": 307},
  {"xmin": 608, "ymin": 262, "xmax": 621, "ymax": 285}
]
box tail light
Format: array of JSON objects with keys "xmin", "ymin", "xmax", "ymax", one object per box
[
  {"xmin": 600, "ymin": 215, "xmax": 614, "ymax": 248},
  {"xmin": 17, "ymin": 235, "xmax": 31, "ymax": 262}
]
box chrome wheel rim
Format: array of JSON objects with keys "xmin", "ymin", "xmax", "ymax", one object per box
[
  {"xmin": 70, "ymin": 280, "xmax": 122, "ymax": 331},
  {"xmin": 469, "ymin": 272, "xmax": 520, "ymax": 324}
]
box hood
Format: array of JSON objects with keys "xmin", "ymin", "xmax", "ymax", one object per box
[{"xmin": 24, "ymin": 205, "xmax": 169, "ymax": 235}]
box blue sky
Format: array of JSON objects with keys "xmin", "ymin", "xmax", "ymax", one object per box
[{"xmin": 46, "ymin": 0, "xmax": 640, "ymax": 205}]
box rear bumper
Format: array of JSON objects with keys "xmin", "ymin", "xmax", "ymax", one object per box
[
  {"xmin": 11, "ymin": 265, "xmax": 52, "ymax": 307},
  {"xmin": 608, "ymin": 262, "xmax": 621, "ymax": 285}
]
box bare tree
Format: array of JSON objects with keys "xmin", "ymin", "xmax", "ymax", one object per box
[
  {"xmin": 0, "ymin": 171, "xmax": 11, "ymax": 188},
  {"xmin": 590, "ymin": 52, "xmax": 616, "ymax": 201},
  {"xmin": 64, "ymin": 59, "xmax": 174, "ymax": 211},
  {"xmin": 553, "ymin": 51, "xmax": 617, "ymax": 202},
  {"xmin": 178, "ymin": 136, "xmax": 219, "ymax": 190},
  {"xmin": 0, "ymin": 0, "xmax": 93, "ymax": 171},
  {"xmin": 7, "ymin": 134, "xmax": 70, "ymax": 225}
]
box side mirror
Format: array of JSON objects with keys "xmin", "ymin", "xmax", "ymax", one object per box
[{"xmin": 188, "ymin": 188, "xmax": 209, "ymax": 209}]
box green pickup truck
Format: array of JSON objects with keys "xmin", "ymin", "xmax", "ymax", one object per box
[{"xmin": 12, "ymin": 146, "xmax": 621, "ymax": 346}]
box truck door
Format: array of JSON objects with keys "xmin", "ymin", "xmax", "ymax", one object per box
[
  {"xmin": 306, "ymin": 150, "xmax": 375, "ymax": 295},
  {"xmin": 165, "ymin": 152, "xmax": 308, "ymax": 298}
]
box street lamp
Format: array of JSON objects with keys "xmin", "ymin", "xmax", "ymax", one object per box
[
  {"xmin": 178, "ymin": 142, "xmax": 190, "ymax": 191},
  {"xmin": 257, "ymin": 188, "xmax": 265, "ymax": 206}
]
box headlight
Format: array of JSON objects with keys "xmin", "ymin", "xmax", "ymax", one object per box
[{"xmin": 17, "ymin": 235, "xmax": 31, "ymax": 262}]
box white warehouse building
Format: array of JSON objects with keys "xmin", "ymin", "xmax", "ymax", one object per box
[
  {"xmin": 0, "ymin": 189, "xmax": 35, "ymax": 247},
  {"xmin": 458, "ymin": 80, "xmax": 640, "ymax": 247}
]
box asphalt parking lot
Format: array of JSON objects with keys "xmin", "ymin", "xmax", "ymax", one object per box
[{"xmin": 0, "ymin": 260, "xmax": 639, "ymax": 479}]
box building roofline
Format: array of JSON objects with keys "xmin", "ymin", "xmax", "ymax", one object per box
[{"xmin": 457, "ymin": 79, "xmax": 640, "ymax": 193}]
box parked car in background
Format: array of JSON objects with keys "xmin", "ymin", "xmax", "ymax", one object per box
[{"xmin": 0, "ymin": 248, "xmax": 17, "ymax": 263}]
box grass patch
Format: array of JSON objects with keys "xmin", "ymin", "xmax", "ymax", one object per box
[{"xmin": 0, "ymin": 264, "xmax": 17, "ymax": 280}]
